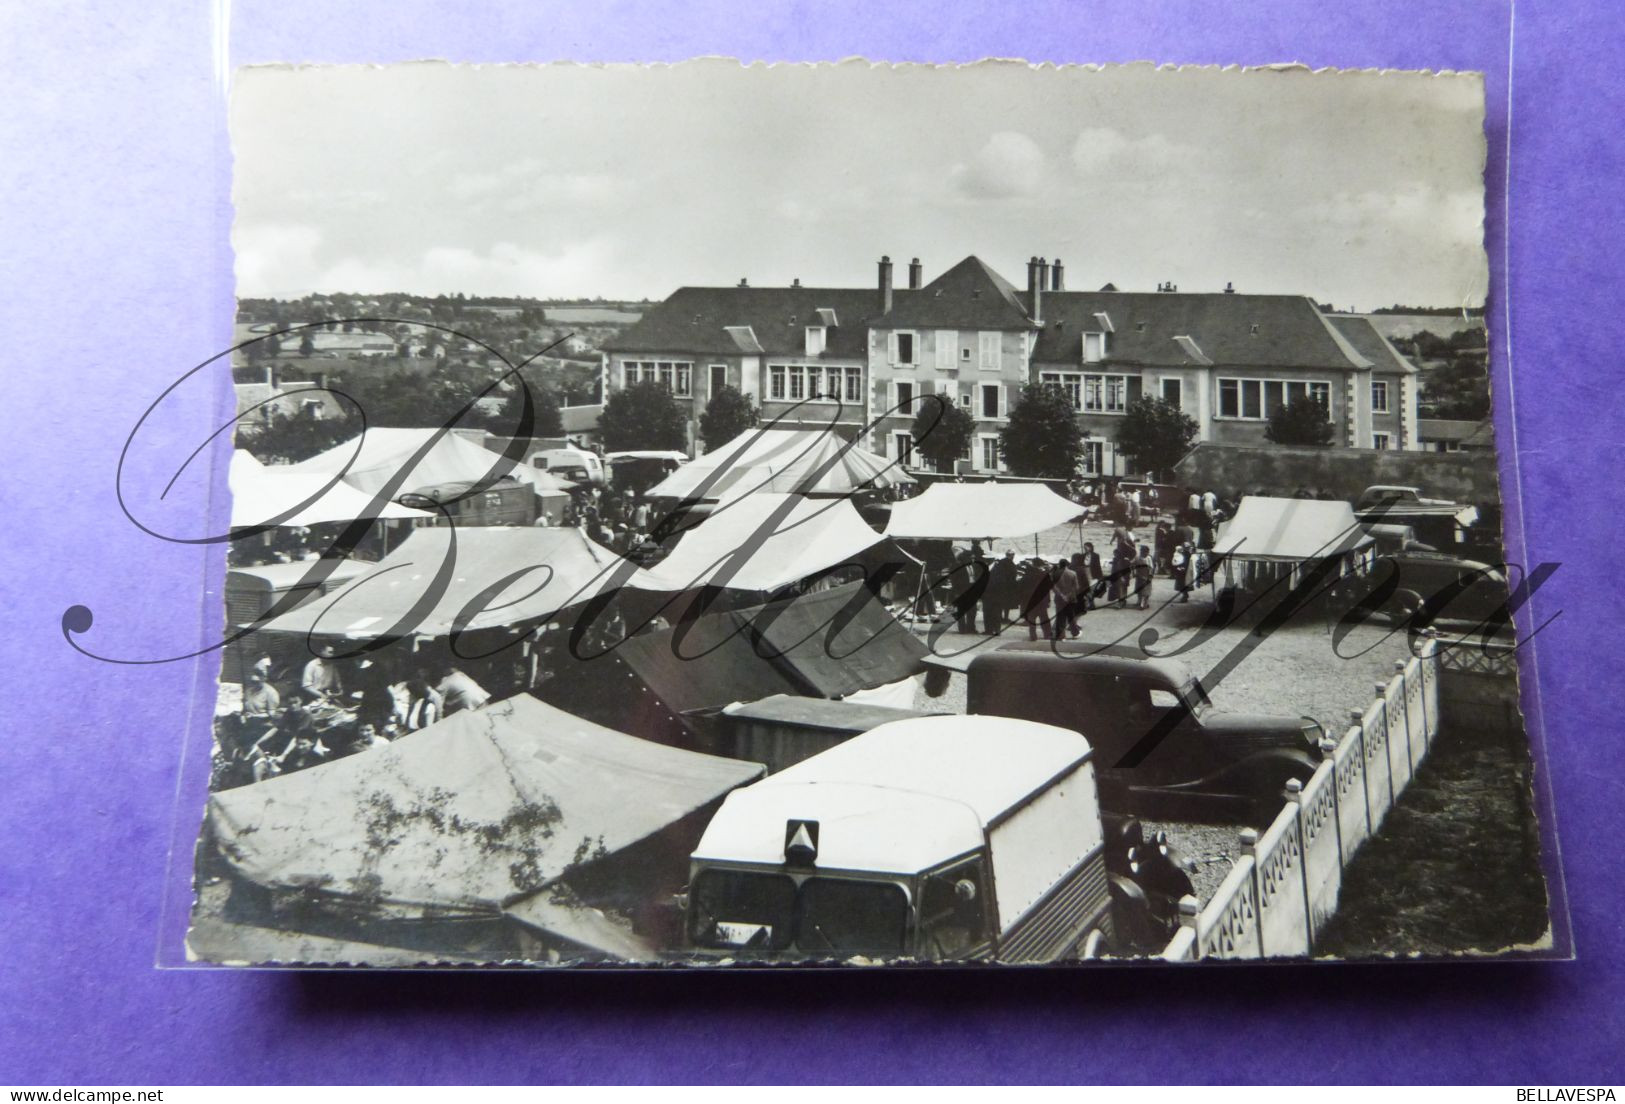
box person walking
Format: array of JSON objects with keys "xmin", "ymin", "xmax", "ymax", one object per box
[
  {"xmin": 987, "ymin": 549, "xmax": 1019, "ymax": 635},
  {"xmin": 1020, "ymin": 557, "xmax": 1054, "ymax": 641},
  {"xmin": 1171, "ymin": 541, "xmax": 1191, "ymax": 603},
  {"xmin": 1133, "ymin": 544, "xmax": 1154, "ymax": 610},
  {"xmin": 1080, "ymin": 542, "xmax": 1103, "ymax": 611},
  {"xmin": 948, "ymin": 545, "xmax": 987, "ymax": 635},
  {"xmin": 1052, "ymin": 557, "xmax": 1082, "ymax": 639}
]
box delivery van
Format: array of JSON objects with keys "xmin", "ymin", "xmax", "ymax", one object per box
[
  {"xmin": 532, "ymin": 447, "xmax": 604, "ymax": 487},
  {"xmin": 685, "ymin": 714, "xmax": 1186, "ymax": 962}
]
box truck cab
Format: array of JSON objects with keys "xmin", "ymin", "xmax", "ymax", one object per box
[
  {"xmin": 686, "ymin": 715, "xmax": 1185, "ymax": 962},
  {"xmin": 961, "ymin": 643, "xmax": 1322, "ymax": 823}
]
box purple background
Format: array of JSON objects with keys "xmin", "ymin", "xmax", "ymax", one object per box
[{"xmin": 4, "ymin": 0, "xmax": 1622, "ymax": 1084}]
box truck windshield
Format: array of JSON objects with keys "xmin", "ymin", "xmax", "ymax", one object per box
[
  {"xmin": 798, "ymin": 878, "xmax": 909, "ymax": 956},
  {"xmin": 689, "ymin": 870, "xmax": 795, "ymax": 952},
  {"xmin": 689, "ymin": 871, "xmax": 909, "ymax": 956}
]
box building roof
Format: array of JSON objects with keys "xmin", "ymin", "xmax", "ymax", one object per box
[
  {"xmin": 603, "ymin": 286, "xmax": 889, "ymax": 359},
  {"xmin": 1032, "ymin": 292, "xmax": 1375, "ymax": 371},
  {"xmin": 601, "ymin": 255, "xmax": 1043, "ymax": 360},
  {"xmin": 560, "ymin": 403, "xmax": 603, "ymax": 433},
  {"xmin": 873, "ymin": 255, "xmax": 1037, "ymax": 331},
  {"xmin": 1327, "ymin": 314, "xmax": 1420, "ymax": 375}
]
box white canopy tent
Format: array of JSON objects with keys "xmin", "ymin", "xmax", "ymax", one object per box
[
  {"xmin": 646, "ymin": 428, "xmax": 912, "ymax": 504},
  {"xmin": 884, "ymin": 482, "xmax": 1083, "ymax": 541},
  {"xmin": 288, "ymin": 427, "xmax": 548, "ymax": 498},
  {"xmin": 629, "ymin": 493, "xmax": 884, "ymax": 593},
  {"xmin": 1213, "ymin": 496, "xmax": 1374, "ymax": 561},
  {"xmin": 229, "ymin": 451, "xmax": 431, "ymax": 528}
]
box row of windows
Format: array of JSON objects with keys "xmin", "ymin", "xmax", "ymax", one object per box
[
  {"xmin": 892, "ymin": 381, "xmax": 1005, "ymax": 419},
  {"xmin": 620, "ymin": 361, "xmax": 1397, "ymax": 419},
  {"xmin": 622, "ymin": 360, "xmax": 693, "ymax": 397},
  {"xmin": 885, "ymin": 329, "xmax": 1006, "ymax": 371},
  {"xmin": 768, "ymin": 364, "xmax": 864, "ymax": 404},
  {"xmin": 1039, "ymin": 371, "xmax": 1141, "ymax": 414},
  {"xmin": 1217, "ymin": 377, "xmax": 1331, "ymax": 420}
]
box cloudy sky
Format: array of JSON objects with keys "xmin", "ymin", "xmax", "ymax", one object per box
[{"xmin": 232, "ymin": 61, "xmax": 1488, "ymax": 311}]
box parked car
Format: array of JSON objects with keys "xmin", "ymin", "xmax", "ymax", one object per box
[
  {"xmin": 685, "ymin": 714, "xmax": 1192, "ymax": 962},
  {"xmin": 945, "ymin": 643, "xmax": 1322, "ymax": 823},
  {"xmin": 1351, "ymin": 548, "xmax": 1512, "ymax": 629}
]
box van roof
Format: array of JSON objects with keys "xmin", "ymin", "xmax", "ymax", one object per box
[{"xmin": 691, "ymin": 715, "xmax": 1091, "ymax": 874}]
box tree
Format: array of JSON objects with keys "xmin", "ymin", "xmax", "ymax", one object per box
[
  {"xmin": 488, "ymin": 381, "xmax": 564, "ymax": 437},
  {"xmin": 1265, "ymin": 396, "xmax": 1337, "ymax": 446},
  {"xmin": 598, "ymin": 379, "xmax": 689, "ymax": 452},
  {"xmin": 298, "ymin": 330, "xmax": 316, "ymax": 357},
  {"xmin": 1115, "ymin": 397, "xmax": 1198, "ymax": 480},
  {"xmin": 1422, "ymin": 355, "xmax": 1491, "ymax": 419},
  {"xmin": 999, "ymin": 383, "xmax": 1085, "ymax": 479},
  {"xmin": 699, "ymin": 384, "xmax": 759, "ymax": 449},
  {"xmin": 909, "ymin": 395, "xmax": 977, "ymax": 473}
]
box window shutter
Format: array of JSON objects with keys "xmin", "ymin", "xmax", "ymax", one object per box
[
  {"xmin": 1127, "ymin": 376, "xmax": 1143, "ymax": 405},
  {"xmin": 888, "ymin": 332, "xmax": 899, "ymax": 365}
]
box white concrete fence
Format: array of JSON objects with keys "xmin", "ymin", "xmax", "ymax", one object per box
[{"xmin": 1159, "ymin": 635, "xmax": 1441, "ymax": 961}]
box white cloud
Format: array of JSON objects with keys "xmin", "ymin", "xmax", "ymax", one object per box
[
  {"xmin": 949, "ymin": 131, "xmax": 1046, "ymax": 199},
  {"xmin": 1071, "ymin": 128, "xmax": 1193, "ymax": 178},
  {"xmin": 233, "ymin": 223, "xmax": 323, "ymax": 298},
  {"xmin": 311, "ymin": 239, "xmax": 618, "ymax": 298}
]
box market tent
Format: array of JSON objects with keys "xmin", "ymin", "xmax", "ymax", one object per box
[
  {"xmin": 1213, "ymin": 496, "xmax": 1374, "ymax": 560},
  {"xmin": 229, "ymin": 451, "xmax": 431, "ymax": 528},
  {"xmin": 612, "ymin": 612, "xmax": 814, "ymax": 718},
  {"xmin": 884, "ymin": 482, "xmax": 1083, "ymax": 540},
  {"xmin": 258, "ymin": 525, "xmax": 636, "ymax": 639},
  {"xmin": 731, "ymin": 582, "xmax": 928, "ymax": 699},
  {"xmin": 288, "ymin": 427, "xmax": 546, "ymax": 498},
  {"xmin": 629, "ymin": 493, "xmax": 884, "ymax": 593},
  {"xmin": 606, "ymin": 583, "xmax": 925, "ymax": 720},
  {"xmin": 646, "ymin": 428, "xmax": 912, "ymax": 504},
  {"xmin": 208, "ymin": 694, "xmax": 764, "ymax": 915}
]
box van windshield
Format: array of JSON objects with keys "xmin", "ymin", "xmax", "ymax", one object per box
[
  {"xmin": 689, "ymin": 870, "xmax": 909, "ymax": 956},
  {"xmin": 798, "ymin": 878, "xmax": 908, "ymax": 955},
  {"xmin": 689, "ymin": 870, "xmax": 795, "ymax": 951}
]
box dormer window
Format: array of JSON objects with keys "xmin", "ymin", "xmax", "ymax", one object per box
[
  {"xmin": 805, "ymin": 326, "xmax": 826, "ymax": 356},
  {"xmin": 1083, "ymin": 331, "xmax": 1107, "ymax": 363}
]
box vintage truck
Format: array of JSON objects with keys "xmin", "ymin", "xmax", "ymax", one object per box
[
  {"xmin": 684, "ymin": 714, "xmax": 1192, "ymax": 963},
  {"xmin": 925, "ymin": 641, "xmax": 1323, "ymax": 823}
]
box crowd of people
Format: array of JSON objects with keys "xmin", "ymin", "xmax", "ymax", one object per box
[
  {"xmin": 900, "ymin": 483, "xmax": 1240, "ymax": 641},
  {"xmin": 215, "ymin": 642, "xmax": 549, "ymax": 789}
]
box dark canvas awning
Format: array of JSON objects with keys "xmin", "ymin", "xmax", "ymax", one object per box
[{"xmin": 731, "ymin": 583, "xmax": 929, "ymax": 698}]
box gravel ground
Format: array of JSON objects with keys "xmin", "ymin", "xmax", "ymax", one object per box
[{"xmin": 908, "ymin": 518, "xmax": 1421, "ymax": 903}]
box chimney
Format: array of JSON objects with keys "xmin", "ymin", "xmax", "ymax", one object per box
[
  {"xmin": 266, "ymin": 362, "xmax": 279, "ymax": 388},
  {"xmin": 792, "ymin": 277, "xmax": 801, "ymax": 288},
  {"xmin": 1224, "ymin": 281, "xmax": 1235, "ymax": 294},
  {"xmin": 1026, "ymin": 256, "xmax": 1044, "ymax": 322},
  {"xmin": 908, "ymin": 257, "xmax": 923, "ymax": 290},
  {"xmin": 738, "ymin": 277, "xmax": 749, "ymax": 287},
  {"xmin": 1051, "ymin": 258, "xmax": 1065, "ymax": 291},
  {"xmin": 878, "ymin": 255, "xmax": 893, "ymax": 314}
]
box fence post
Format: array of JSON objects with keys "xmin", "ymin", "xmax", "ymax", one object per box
[
  {"xmin": 1177, "ymin": 894, "xmax": 1201, "ymax": 961},
  {"xmin": 1285, "ymin": 776, "xmax": 1315, "ymax": 950},
  {"xmin": 1419, "ymin": 629, "xmax": 1437, "ymax": 746},
  {"xmin": 1321, "ymin": 736, "xmax": 1343, "ymax": 867},
  {"xmin": 1239, "ymin": 827, "xmax": 1261, "ymax": 958},
  {"xmin": 1349, "ymin": 708, "xmax": 1369, "ymax": 839},
  {"xmin": 1394, "ymin": 660, "xmax": 1415, "ymax": 772}
]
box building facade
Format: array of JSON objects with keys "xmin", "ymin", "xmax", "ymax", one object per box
[{"xmin": 602, "ymin": 255, "xmax": 1425, "ymax": 473}]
